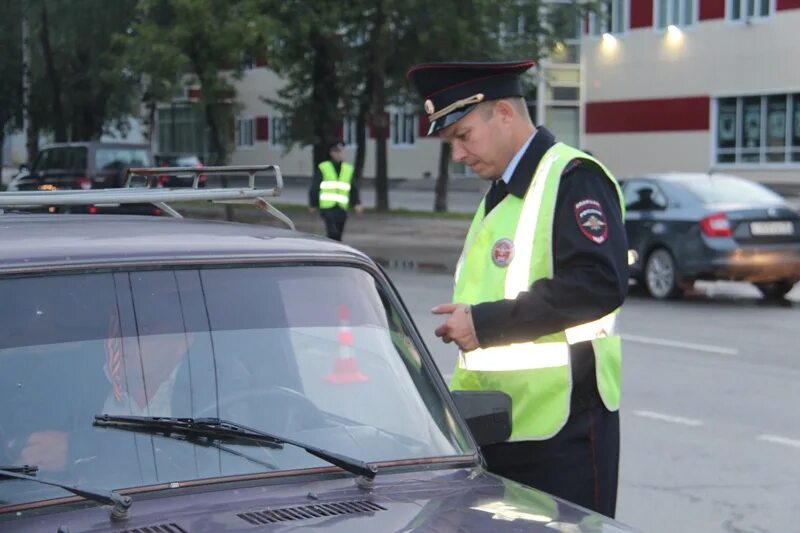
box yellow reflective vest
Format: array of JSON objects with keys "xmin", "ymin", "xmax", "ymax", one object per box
[
  {"xmin": 450, "ymin": 143, "xmax": 625, "ymax": 441},
  {"xmin": 318, "ymin": 161, "xmax": 354, "ymax": 209}
]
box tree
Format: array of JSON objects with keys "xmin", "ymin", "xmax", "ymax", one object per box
[
  {"xmin": 24, "ymin": 0, "xmax": 141, "ymax": 142},
  {"xmin": 126, "ymin": 0, "xmax": 264, "ymax": 165},
  {"xmin": 0, "ymin": 0, "xmax": 24, "ymax": 169},
  {"xmin": 248, "ymin": 1, "xmax": 348, "ymax": 170}
]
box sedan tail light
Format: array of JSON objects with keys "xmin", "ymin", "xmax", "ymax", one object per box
[
  {"xmin": 700, "ymin": 213, "xmax": 732, "ymax": 238},
  {"xmin": 78, "ymin": 177, "xmax": 92, "ymax": 190}
]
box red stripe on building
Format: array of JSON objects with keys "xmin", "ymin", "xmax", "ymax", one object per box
[
  {"xmin": 699, "ymin": 0, "xmax": 726, "ymax": 20},
  {"xmin": 777, "ymin": 0, "xmax": 800, "ymax": 10},
  {"xmin": 630, "ymin": 0, "xmax": 653, "ymax": 28},
  {"xmin": 585, "ymin": 96, "xmax": 710, "ymax": 133}
]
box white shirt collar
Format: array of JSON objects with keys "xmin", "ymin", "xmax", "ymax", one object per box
[{"xmin": 500, "ymin": 131, "xmax": 536, "ymax": 185}]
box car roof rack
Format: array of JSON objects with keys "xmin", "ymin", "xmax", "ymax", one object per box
[{"xmin": 0, "ymin": 164, "xmax": 295, "ymax": 230}]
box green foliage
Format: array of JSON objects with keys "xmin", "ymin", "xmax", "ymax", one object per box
[
  {"xmin": 27, "ymin": 0, "xmax": 140, "ymax": 141},
  {"xmin": 124, "ymin": 0, "xmax": 269, "ymax": 164},
  {"xmin": 0, "ymin": 0, "xmax": 24, "ymax": 135}
]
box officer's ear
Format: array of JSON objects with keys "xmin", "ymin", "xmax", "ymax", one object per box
[{"xmin": 494, "ymin": 99, "xmax": 516, "ymax": 125}]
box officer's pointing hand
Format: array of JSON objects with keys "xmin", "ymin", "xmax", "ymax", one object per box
[{"xmin": 432, "ymin": 303, "xmax": 479, "ymax": 352}]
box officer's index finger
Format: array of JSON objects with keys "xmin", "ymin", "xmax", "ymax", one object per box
[{"xmin": 431, "ymin": 303, "xmax": 457, "ymax": 315}]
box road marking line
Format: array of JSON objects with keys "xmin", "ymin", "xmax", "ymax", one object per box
[
  {"xmin": 757, "ymin": 434, "xmax": 800, "ymax": 449},
  {"xmin": 632, "ymin": 410, "xmax": 704, "ymax": 427},
  {"xmin": 621, "ymin": 334, "xmax": 739, "ymax": 355}
]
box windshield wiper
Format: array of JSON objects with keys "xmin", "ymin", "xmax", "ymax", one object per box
[
  {"xmin": 0, "ymin": 464, "xmax": 38, "ymax": 475},
  {"xmin": 94, "ymin": 414, "xmax": 377, "ymax": 480},
  {"xmin": 0, "ymin": 467, "xmax": 131, "ymax": 521}
]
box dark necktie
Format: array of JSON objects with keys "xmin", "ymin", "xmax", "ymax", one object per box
[{"xmin": 484, "ymin": 179, "xmax": 507, "ymax": 216}]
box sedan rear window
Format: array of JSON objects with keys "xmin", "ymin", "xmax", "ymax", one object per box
[
  {"xmin": 679, "ymin": 175, "xmax": 784, "ymax": 205},
  {"xmin": 34, "ymin": 147, "xmax": 87, "ymax": 172}
]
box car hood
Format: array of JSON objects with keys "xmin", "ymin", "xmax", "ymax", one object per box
[{"xmin": 3, "ymin": 467, "xmax": 636, "ymax": 532}]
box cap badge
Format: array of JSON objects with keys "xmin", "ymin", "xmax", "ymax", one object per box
[
  {"xmin": 424, "ymin": 99, "xmax": 435, "ymax": 115},
  {"xmin": 491, "ymin": 238, "xmax": 515, "ymax": 267}
]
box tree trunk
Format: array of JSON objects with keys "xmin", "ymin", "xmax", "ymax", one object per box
[
  {"xmin": 310, "ymin": 29, "xmax": 339, "ymax": 169},
  {"xmin": 372, "ymin": 0, "xmax": 389, "ymax": 212},
  {"xmin": 26, "ymin": 120, "xmax": 39, "ymax": 166},
  {"xmin": 0, "ymin": 128, "xmax": 5, "ymax": 176},
  {"xmin": 38, "ymin": 4, "xmax": 67, "ymax": 142},
  {"xmin": 434, "ymin": 142, "xmax": 452, "ymax": 212},
  {"xmin": 204, "ymin": 100, "xmax": 234, "ymax": 221},
  {"xmin": 353, "ymin": 83, "xmax": 370, "ymax": 187}
]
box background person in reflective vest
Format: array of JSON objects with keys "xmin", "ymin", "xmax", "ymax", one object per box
[
  {"xmin": 309, "ymin": 141, "xmax": 363, "ymax": 241},
  {"xmin": 407, "ymin": 60, "xmax": 629, "ymax": 518}
]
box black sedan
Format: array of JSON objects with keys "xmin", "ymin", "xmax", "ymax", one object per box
[{"xmin": 621, "ymin": 173, "xmax": 800, "ymax": 300}]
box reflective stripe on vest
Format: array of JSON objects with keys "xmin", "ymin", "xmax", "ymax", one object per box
[
  {"xmin": 450, "ymin": 143, "xmax": 625, "ymax": 441},
  {"xmin": 319, "ymin": 161, "xmax": 353, "ymax": 209}
]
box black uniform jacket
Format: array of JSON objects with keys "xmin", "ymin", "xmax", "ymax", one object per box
[
  {"xmin": 308, "ymin": 160, "xmax": 361, "ymax": 209},
  {"xmin": 470, "ymin": 127, "xmax": 629, "ymax": 410}
]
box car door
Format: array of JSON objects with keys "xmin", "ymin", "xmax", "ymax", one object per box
[{"xmin": 622, "ymin": 179, "xmax": 669, "ymax": 277}]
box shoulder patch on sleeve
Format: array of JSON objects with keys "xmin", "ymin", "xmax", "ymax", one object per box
[{"xmin": 574, "ymin": 199, "xmax": 608, "ymax": 244}]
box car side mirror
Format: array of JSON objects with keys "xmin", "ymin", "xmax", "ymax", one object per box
[
  {"xmin": 19, "ymin": 164, "xmax": 29, "ymax": 173},
  {"xmin": 451, "ymin": 390, "xmax": 512, "ymax": 447}
]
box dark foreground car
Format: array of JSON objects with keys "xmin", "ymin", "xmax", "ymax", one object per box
[
  {"xmin": 0, "ymin": 169, "xmax": 635, "ymax": 532},
  {"xmin": 622, "ymin": 173, "xmax": 800, "ymax": 299}
]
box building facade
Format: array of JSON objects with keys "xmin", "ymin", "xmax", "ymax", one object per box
[
  {"xmin": 582, "ymin": 0, "xmax": 800, "ymax": 187},
  {"xmin": 154, "ymin": 2, "xmax": 586, "ymax": 181}
]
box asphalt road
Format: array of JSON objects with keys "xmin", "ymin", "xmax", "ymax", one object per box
[
  {"xmin": 274, "ymin": 182, "xmax": 486, "ymax": 213},
  {"xmin": 388, "ymin": 271, "xmax": 800, "ymax": 533}
]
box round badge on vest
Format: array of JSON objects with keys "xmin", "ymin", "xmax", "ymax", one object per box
[{"xmin": 491, "ymin": 238, "xmax": 515, "ymax": 267}]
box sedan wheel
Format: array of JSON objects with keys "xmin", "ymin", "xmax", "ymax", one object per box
[
  {"xmin": 645, "ymin": 248, "xmax": 680, "ymax": 300},
  {"xmin": 755, "ymin": 280, "xmax": 796, "ymax": 300}
]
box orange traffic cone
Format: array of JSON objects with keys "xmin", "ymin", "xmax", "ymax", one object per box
[{"xmin": 325, "ymin": 305, "xmax": 369, "ymax": 384}]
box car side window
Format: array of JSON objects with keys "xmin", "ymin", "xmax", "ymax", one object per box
[{"xmin": 624, "ymin": 181, "xmax": 667, "ymax": 211}]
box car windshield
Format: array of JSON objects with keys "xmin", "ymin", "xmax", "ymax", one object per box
[
  {"xmin": 95, "ymin": 148, "xmax": 151, "ymax": 170},
  {"xmin": 0, "ymin": 266, "xmax": 470, "ymax": 509},
  {"xmin": 677, "ymin": 175, "xmax": 784, "ymax": 206}
]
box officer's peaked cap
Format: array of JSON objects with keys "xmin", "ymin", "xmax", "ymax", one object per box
[{"xmin": 406, "ymin": 60, "xmax": 535, "ymax": 136}]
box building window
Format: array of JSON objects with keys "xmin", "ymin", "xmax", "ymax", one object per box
[
  {"xmin": 547, "ymin": 3, "xmax": 582, "ymax": 64},
  {"xmin": 235, "ymin": 118, "xmax": 255, "ymax": 148},
  {"xmin": 728, "ymin": 0, "xmax": 771, "ymax": 21},
  {"xmin": 391, "ymin": 112, "xmax": 416, "ymax": 146},
  {"xmin": 589, "ymin": 0, "xmax": 627, "ymax": 35},
  {"xmin": 270, "ymin": 116, "xmax": 291, "ymax": 148},
  {"xmin": 715, "ymin": 93, "xmax": 800, "ymax": 165},
  {"xmin": 655, "ymin": 0, "xmax": 696, "ymax": 29},
  {"xmin": 342, "ymin": 117, "xmax": 358, "ymax": 147}
]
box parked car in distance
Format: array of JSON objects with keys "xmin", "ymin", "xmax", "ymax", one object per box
[
  {"xmin": 622, "ymin": 173, "xmax": 800, "ymax": 300},
  {"xmin": 154, "ymin": 153, "xmax": 207, "ymax": 187},
  {"xmin": 0, "ymin": 170, "xmax": 637, "ymax": 532},
  {"xmin": 7, "ymin": 142, "xmax": 160, "ymax": 215}
]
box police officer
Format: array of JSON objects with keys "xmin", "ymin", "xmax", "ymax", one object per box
[
  {"xmin": 309, "ymin": 141, "xmax": 363, "ymax": 241},
  {"xmin": 407, "ymin": 60, "xmax": 629, "ymax": 518}
]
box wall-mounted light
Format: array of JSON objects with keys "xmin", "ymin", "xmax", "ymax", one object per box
[
  {"xmin": 666, "ymin": 24, "xmax": 684, "ymax": 46},
  {"xmin": 602, "ymin": 33, "xmax": 617, "ymax": 45},
  {"xmin": 601, "ymin": 32, "xmax": 618, "ymax": 56}
]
